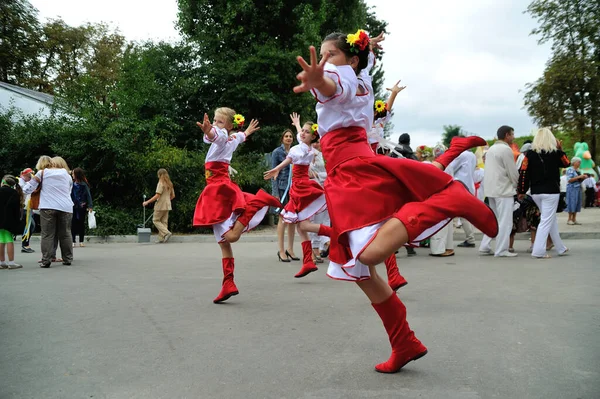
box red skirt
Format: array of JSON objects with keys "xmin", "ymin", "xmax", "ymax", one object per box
[
  {"xmin": 320, "ymin": 127, "xmax": 454, "ymax": 265},
  {"xmin": 193, "ymin": 162, "xmax": 250, "ymax": 227},
  {"xmin": 282, "ymin": 165, "xmax": 326, "ymax": 223}
]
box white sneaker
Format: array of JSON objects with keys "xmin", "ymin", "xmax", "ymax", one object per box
[
  {"xmin": 496, "ymin": 252, "xmax": 518, "ymax": 257},
  {"xmin": 479, "ymin": 248, "xmax": 492, "ymax": 255},
  {"xmin": 164, "ymin": 232, "xmax": 172, "ymax": 243}
]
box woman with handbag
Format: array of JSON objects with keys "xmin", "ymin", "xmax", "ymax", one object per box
[
  {"xmin": 517, "ymin": 128, "xmax": 570, "ymax": 258},
  {"xmin": 71, "ymin": 168, "xmax": 93, "ymax": 247},
  {"xmin": 23, "ymin": 156, "xmax": 74, "ymax": 267}
]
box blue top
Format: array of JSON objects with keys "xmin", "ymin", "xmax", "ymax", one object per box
[
  {"xmin": 271, "ymin": 145, "xmax": 291, "ymax": 192},
  {"xmin": 566, "ymin": 167, "xmax": 582, "ymax": 189}
]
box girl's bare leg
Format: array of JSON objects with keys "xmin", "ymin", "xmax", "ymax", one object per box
[
  {"xmin": 286, "ymin": 222, "xmax": 296, "ymax": 257},
  {"xmin": 219, "ymin": 241, "xmax": 233, "ymax": 258},
  {"xmin": 7, "ymin": 242, "xmax": 14, "ymax": 261},
  {"xmin": 277, "ymin": 216, "xmax": 286, "ymax": 258},
  {"xmin": 355, "ymin": 265, "xmax": 394, "ymax": 304},
  {"xmin": 358, "ymin": 219, "xmax": 409, "ymax": 267},
  {"xmin": 0, "ymin": 243, "xmax": 5, "ymax": 262}
]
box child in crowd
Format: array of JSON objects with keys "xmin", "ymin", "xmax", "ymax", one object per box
[{"xmin": 0, "ymin": 175, "xmax": 24, "ymax": 269}]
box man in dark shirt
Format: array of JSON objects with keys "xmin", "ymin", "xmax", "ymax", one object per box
[{"xmin": 391, "ymin": 133, "xmax": 418, "ymax": 160}]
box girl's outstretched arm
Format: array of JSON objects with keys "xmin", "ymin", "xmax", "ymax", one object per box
[
  {"xmin": 294, "ymin": 46, "xmax": 335, "ymax": 97},
  {"xmin": 290, "ymin": 112, "xmax": 302, "ymax": 134},
  {"xmin": 264, "ymin": 158, "xmax": 293, "ymax": 181},
  {"xmin": 197, "ymin": 113, "xmax": 215, "ymax": 140},
  {"xmin": 386, "ymin": 80, "xmax": 406, "ymax": 112},
  {"xmin": 244, "ymin": 119, "xmax": 260, "ymax": 137}
]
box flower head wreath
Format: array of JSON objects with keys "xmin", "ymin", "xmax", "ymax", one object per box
[
  {"xmin": 233, "ymin": 114, "xmax": 245, "ymax": 129},
  {"xmin": 346, "ymin": 29, "xmax": 370, "ymax": 54},
  {"xmin": 374, "ymin": 100, "xmax": 388, "ymax": 119},
  {"xmin": 311, "ymin": 123, "xmax": 318, "ymax": 134}
]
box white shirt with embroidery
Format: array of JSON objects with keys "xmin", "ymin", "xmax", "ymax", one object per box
[
  {"xmin": 368, "ymin": 114, "xmax": 390, "ymax": 144},
  {"xmin": 312, "ymin": 52, "xmax": 375, "ymax": 137},
  {"xmin": 203, "ymin": 127, "xmax": 246, "ymax": 163},
  {"xmin": 287, "ymin": 141, "xmax": 315, "ymax": 165}
]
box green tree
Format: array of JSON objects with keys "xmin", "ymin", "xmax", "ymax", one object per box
[
  {"xmin": 442, "ymin": 124, "xmax": 464, "ymax": 147},
  {"xmin": 525, "ymin": 0, "xmax": 599, "ymax": 161},
  {"xmin": 176, "ymin": 0, "xmax": 388, "ymax": 153},
  {"xmin": 0, "ymin": 0, "xmax": 41, "ymax": 85}
]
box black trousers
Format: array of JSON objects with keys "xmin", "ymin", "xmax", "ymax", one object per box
[
  {"xmin": 585, "ymin": 188, "xmax": 596, "ymax": 208},
  {"xmin": 71, "ymin": 208, "xmax": 87, "ymax": 243}
]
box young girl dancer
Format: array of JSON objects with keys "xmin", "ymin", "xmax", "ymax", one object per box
[
  {"xmin": 369, "ymin": 81, "xmax": 405, "ymax": 154},
  {"xmin": 293, "ymin": 30, "xmax": 498, "ymax": 373},
  {"xmin": 264, "ymin": 119, "xmax": 331, "ymax": 278},
  {"xmin": 194, "ymin": 108, "xmax": 282, "ymax": 303}
]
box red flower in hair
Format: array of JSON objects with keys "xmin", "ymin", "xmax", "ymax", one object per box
[{"xmin": 355, "ymin": 30, "xmax": 370, "ymax": 51}]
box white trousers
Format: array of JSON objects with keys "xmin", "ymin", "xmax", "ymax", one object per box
[
  {"xmin": 531, "ymin": 194, "xmax": 567, "ymax": 257},
  {"xmin": 430, "ymin": 223, "xmax": 454, "ymax": 254},
  {"xmin": 461, "ymin": 219, "xmax": 475, "ymax": 244},
  {"xmin": 479, "ymin": 196, "xmax": 513, "ymax": 256},
  {"xmin": 309, "ymin": 210, "xmax": 330, "ymax": 250}
]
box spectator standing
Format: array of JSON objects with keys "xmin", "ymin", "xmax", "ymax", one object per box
[
  {"xmin": 479, "ymin": 126, "xmax": 519, "ymax": 257},
  {"xmin": 391, "ymin": 133, "xmax": 418, "ymax": 160},
  {"xmin": 18, "ymin": 168, "xmax": 36, "ymax": 253},
  {"xmin": 582, "ymin": 174, "xmax": 597, "ymax": 208},
  {"xmin": 448, "ymin": 150, "xmax": 478, "ymax": 248},
  {"xmin": 0, "ymin": 175, "xmax": 24, "ymax": 269},
  {"xmin": 71, "ymin": 168, "xmax": 93, "ymax": 247},
  {"xmin": 517, "ymin": 128, "xmax": 570, "ymax": 258},
  {"xmin": 143, "ymin": 169, "xmax": 175, "ymax": 243},
  {"xmin": 566, "ymin": 157, "xmax": 585, "ymax": 225},
  {"xmin": 23, "ymin": 156, "xmax": 74, "ymax": 267}
]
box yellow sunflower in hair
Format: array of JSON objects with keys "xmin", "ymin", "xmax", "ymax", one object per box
[
  {"xmin": 311, "ymin": 123, "xmax": 318, "ymax": 133},
  {"xmin": 374, "ymin": 100, "xmax": 387, "ymax": 114},
  {"xmin": 233, "ymin": 114, "xmax": 245, "ymax": 128}
]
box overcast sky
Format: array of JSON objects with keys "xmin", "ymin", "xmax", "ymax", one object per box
[{"xmin": 31, "ymin": 0, "xmax": 550, "ymax": 147}]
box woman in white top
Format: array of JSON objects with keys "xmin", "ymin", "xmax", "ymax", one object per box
[{"xmin": 23, "ymin": 156, "xmax": 74, "ymax": 267}]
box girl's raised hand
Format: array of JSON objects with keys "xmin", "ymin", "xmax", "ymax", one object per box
[
  {"xmin": 386, "ymin": 80, "xmax": 406, "ymax": 94},
  {"xmin": 370, "ymin": 32, "xmax": 385, "ymax": 50},
  {"xmin": 294, "ymin": 46, "xmax": 330, "ymax": 94},
  {"xmin": 196, "ymin": 113, "xmax": 212, "ymax": 135},
  {"xmin": 263, "ymin": 168, "xmax": 280, "ymax": 180},
  {"xmin": 290, "ymin": 112, "xmax": 301, "ymax": 126},
  {"xmin": 244, "ymin": 119, "xmax": 260, "ymax": 137}
]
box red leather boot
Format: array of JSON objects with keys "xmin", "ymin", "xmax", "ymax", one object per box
[
  {"xmin": 396, "ymin": 180, "xmax": 498, "ymax": 241},
  {"xmin": 435, "ymin": 136, "xmax": 487, "ymax": 168},
  {"xmin": 294, "ymin": 241, "xmax": 319, "ymax": 278},
  {"xmin": 384, "ymin": 255, "xmax": 407, "ymax": 291},
  {"xmin": 372, "ymin": 293, "xmax": 428, "ymax": 373},
  {"xmin": 236, "ymin": 189, "xmax": 282, "ymax": 228},
  {"xmin": 213, "ymin": 258, "xmax": 239, "ymax": 303}
]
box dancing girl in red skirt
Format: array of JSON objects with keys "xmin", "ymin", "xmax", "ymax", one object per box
[
  {"xmin": 264, "ymin": 120, "xmax": 332, "ymax": 278},
  {"xmin": 194, "ymin": 107, "xmax": 281, "ymax": 304},
  {"xmin": 293, "ymin": 30, "xmax": 498, "ymax": 373}
]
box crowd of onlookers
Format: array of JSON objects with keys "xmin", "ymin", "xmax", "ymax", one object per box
[{"xmin": 0, "ymin": 156, "xmax": 93, "ymax": 269}]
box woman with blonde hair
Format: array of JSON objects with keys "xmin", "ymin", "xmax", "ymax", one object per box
[
  {"xmin": 143, "ymin": 169, "xmax": 175, "ymax": 243},
  {"xmin": 23, "ymin": 155, "xmax": 74, "ymax": 267},
  {"xmin": 517, "ymin": 128, "xmax": 570, "ymax": 258}
]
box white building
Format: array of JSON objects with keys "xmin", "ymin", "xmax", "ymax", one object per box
[{"xmin": 0, "ymin": 81, "xmax": 55, "ymax": 117}]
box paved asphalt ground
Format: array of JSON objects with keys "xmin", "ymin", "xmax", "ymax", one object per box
[{"xmin": 1, "ymin": 239, "xmax": 599, "ymax": 399}]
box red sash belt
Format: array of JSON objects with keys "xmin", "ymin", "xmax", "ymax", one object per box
[
  {"xmin": 320, "ymin": 126, "xmax": 374, "ymax": 172},
  {"xmin": 205, "ymin": 161, "xmax": 230, "ymax": 183},
  {"xmin": 292, "ymin": 164, "xmax": 310, "ymax": 180}
]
